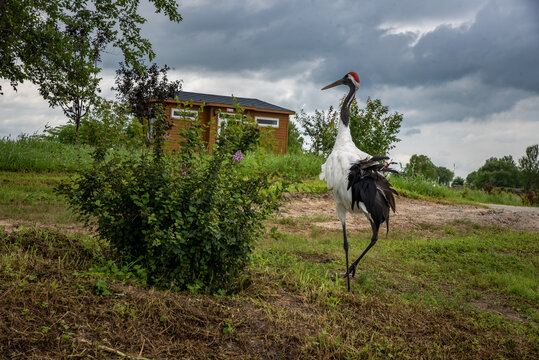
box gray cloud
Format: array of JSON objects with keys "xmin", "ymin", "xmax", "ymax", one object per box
[
  {"xmin": 127, "ymin": 0, "xmax": 539, "ymax": 126},
  {"xmin": 405, "ymin": 128, "xmax": 421, "ymax": 136},
  {"xmin": 2, "ymin": 0, "xmax": 538, "ymax": 176}
]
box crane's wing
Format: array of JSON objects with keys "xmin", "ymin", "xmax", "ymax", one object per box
[{"xmin": 347, "ymin": 156, "xmax": 398, "ymax": 228}]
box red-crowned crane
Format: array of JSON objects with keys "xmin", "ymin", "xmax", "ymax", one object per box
[{"xmin": 319, "ymin": 72, "xmax": 398, "ymax": 292}]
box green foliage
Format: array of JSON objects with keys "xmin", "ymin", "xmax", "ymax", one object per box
[
  {"xmin": 348, "ymin": 97, "xmax": 402, "ymax": 156},
  {"xmin": 0, "ymin": 0, "xmax": 182, "ymax": 94},
  {"xmin": 295, "ymin": 107, "xmax": 338, "ymax": 156},
  {"xmin": 34, "ymin": 9, "xmax": 108, "ymax": 143},
  {"xmin": 436, "ymin": 166, "xmax": 454, "ymax": 186},
  {"xmin": 57, "ymin": 110, "xmax": 281, "ymax": 292},
  {"xmin": 296, "ymin": 97, "xmax": 402, "ymax": 157},
  {"xmin": 405, "ymin": 154, "xmax": 438, "ymax": 179},
  {"xmin": 215, "ymin": 100, "xmax": 260, "ymax": 155},
  {"xmin": 44, "ymin": 100, "xmax": 143, "ymax": 148},
  {"xmin": 518, "ymin": 144, "xmax": 538, "ymax": 190},
  {"xmin": 113, "ymin": 63, "xmax": 182, "ymax": 145},
  {"xmin": 452, "ymin": 176, "xmax": 465, "ymax": 186},
  {"xmin": 466, "ymin": 155, "xmax": 522, "ymax": 189},
  {"xmin": 404, "ymin": 154, "xmax": 454, "ymax": 185},
  {"xmin": 287, "ymin": 120, "xmax": 304, "ymax": 154}
]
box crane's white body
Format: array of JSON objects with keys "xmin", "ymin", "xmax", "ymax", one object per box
[{"xmin": 320, "ymin": 120, "xmax": 372, "ymax": 224}]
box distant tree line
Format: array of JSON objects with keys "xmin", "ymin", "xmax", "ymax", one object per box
[
  {"xmin": 404, "ymin": 154, "xmax": 454, "ymax": 185},
  {"xmin": 466, "ymin": 145, "xmax": 538, "ymax": 191}
]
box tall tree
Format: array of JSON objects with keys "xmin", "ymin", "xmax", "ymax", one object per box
[
  {"xmin": 0, "ymin": 0, "xmax": 181, "ymax": 94},
  {"xmin": 34, "ymin": 10, "xmax": 108, "ymax": 143},
  {"xmin": 405, "ymin": 154, "xmax": 438, "ymax": 179},
  {"xmin": 436, "ymin": 166, "xmax": 454, "ymax": 185},
  {"xmin": 518, "ymin": 144, "xmax": 539, "ymax": 190},
  {"xmin": 348, "ymin": 97, "xmax": 403, "ymax": 156},
  {"xmin": 113, "ymin": 63, "xmax": 182, "ymax": 145}
]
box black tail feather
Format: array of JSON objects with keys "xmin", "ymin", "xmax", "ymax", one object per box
[{"xmin": 347, "ymin": 155, "xmax": 398, "ymax": 229}]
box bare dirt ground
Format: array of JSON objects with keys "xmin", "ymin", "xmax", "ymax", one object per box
[
  {"xmin": 1, "ymin": 194, "xmax": 538, "ymax": 234},
  {"xmin": 277, "ymin": 193, "xmax": 539, "ymax": 232}
]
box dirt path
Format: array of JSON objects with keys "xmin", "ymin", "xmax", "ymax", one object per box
[
  {"xmin": 278, "ymin": 193, "xmax": 539, "ymax": 232},
  {"xmin": 1, "ymin": 195, "xmax": 537, "ymax": 234}
]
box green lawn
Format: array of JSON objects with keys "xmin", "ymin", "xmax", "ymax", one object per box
[{"xmin": 0, "ymin": 172, "xmax": 537, "ymax": 359}]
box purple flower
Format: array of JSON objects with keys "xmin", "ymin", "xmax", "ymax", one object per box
[{"xmin": 232, "ymin": 150, "xmax": 243, "ymax": 163}]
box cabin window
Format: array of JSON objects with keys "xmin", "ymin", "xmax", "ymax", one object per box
[
  {"xmin": 255, "ymin": 116, "xmax": 279, "ymax": 128},
  {"xmin": 217, "ymin": 112, "xmax": 248, "ymax": 133},
  {"xmin": 171, "ymin": 108, "xmax": 198, "ymax": 120}
]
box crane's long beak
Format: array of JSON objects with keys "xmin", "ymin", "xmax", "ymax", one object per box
[{"xmin": 321, "ymin": 78, "xmax": 344, "ymax": 90}]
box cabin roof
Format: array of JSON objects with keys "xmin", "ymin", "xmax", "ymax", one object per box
[{"xmin": 173, "ymin": 91, "xmax": 295, "ymax": 114}]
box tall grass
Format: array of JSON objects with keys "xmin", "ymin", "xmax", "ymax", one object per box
[
  {"xmin": 0, "ymin": 135, "xmax": 93, "ymax": 172},
  {"xmin": 390, "ymin": 174, "xmax": 525, "ymax": 206},
  {"xmin": 0, "ymin": 135, "xmax": 530, "ymax": 207},
  {"xmin": 240, "ymin": 150, "xmax": 325, "ymax": 179}
]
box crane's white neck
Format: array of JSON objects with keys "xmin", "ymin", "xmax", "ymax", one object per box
[{"xmin": 335, "ymin": 117, "xmax": 355, "ymax": 147}]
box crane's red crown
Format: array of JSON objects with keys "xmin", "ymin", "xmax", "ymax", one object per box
[{"xmin": 348, "ymin": 72, "xmax": 360, "ymax": 83}]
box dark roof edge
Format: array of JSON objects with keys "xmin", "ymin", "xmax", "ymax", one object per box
[{"xmin": 170, "ymin": 91, "xmax": 295, "ymax": 114}]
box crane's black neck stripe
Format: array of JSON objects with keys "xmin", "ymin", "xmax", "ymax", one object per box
[{"xmin": 340, "ymin": 83, "xmax": 356, "ymax": 127}]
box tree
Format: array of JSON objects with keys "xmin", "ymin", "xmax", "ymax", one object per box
[
  {"xmin": 296, "ymin": 97, "xmax": 402, "ymax": 157},
  {"xmin": 113, "ymin": 63, "xmax": 182, "ymax": 145},
  {"xmin": 436, "ymin": 166, "xmax": 454, "ymax": 185},
  {"xmin": 452, "ymin": 176, "xmax": 465, "ymax": 186},
  {"xmin": 518, "ymin": 144, "xmax": 539, "ymax": 190},
  {"xmin": 34, "ymin": 10, "xmax": 108, "ymax": 143},
  {"xmin": 295, "ymin": 107, "xmax": 338, "ymax": 156},
  {"xmin": 405, "ymin": 154, "xmax": 438, "ymax": 180},
  {"xmin": 0, "ymin": 0, "xmax": 181, "ymax": 94},
  {"xmin": 466, "ymin": 156, "xmax": 521, "ymax": 189},
  {"xmin": 348, "ymin": 97, "xmax": 403, "ymax": 156},
  {"xmin": 287, "ymin": 120, "xmax": 304, "ymax": 154}
]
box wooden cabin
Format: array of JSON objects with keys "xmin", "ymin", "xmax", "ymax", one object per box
[{"xmin": 162, "ymin": 91, "xmax": 295, "ymax": 154}]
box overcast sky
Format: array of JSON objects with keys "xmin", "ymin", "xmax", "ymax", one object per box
[{"xmin": 1, "ymin": 0, "xmax": 538, "ymax": 177}]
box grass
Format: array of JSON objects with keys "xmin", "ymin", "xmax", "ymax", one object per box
[
  {"xmin": 0, "ymin": 135, "xmax": 94, "ymax": 172},
  {"xmin": 389, "ymin": 174, "xmax": 527, "ymax": 206},
  {"xmin": 240, "ymin": 150, "xmax": 325, "ymax": 179},
  {"xmin": 0, "ymin": 135, "xmax": 531, "ymax": 207},
  {"xmin": 1, "ymin": 173, "xmax": 538, "ymax": 358},
  {"xmin": 0, "ymin": 172, "xmax": 78, "ymax": 225},
  {"xmin": 1, "ymin": 218, "xmax": 537, "ymax": 359}
]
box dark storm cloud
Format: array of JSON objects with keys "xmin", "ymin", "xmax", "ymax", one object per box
[
  {"xmin": 123, "ymin": 0, "xmax": 539, "ymax": 125},
  {"xmin": 408, "ymin": 0, "xmax": 539, "ymax": 91},
  {"xmin": 405, "ymin": 128, "xmax": 421, "ymax": 136}
]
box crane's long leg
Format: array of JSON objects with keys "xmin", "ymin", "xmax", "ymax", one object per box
[
  {"xmin": 348, "ymin": 220, "xmax": 379, "ymax": 278},
  {"xmin": 342, "ymin": 221, "xmax": 351, "ymax": 292}
]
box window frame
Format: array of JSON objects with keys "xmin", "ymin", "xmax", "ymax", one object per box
[
  {"xmin": 255, "ymin": 116, "xmax": 279, "ymax": 128},
  {"xmin": 171, "ymin": 108, "xmax": 199, "ymax": 121}
]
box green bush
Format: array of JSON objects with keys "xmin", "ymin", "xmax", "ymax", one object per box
[{"xmin": 57, "ymin": 110, "xmax": 281, "ymax": 292}]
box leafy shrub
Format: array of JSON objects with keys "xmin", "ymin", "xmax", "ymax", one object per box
[{"xmin": 57, "ymin": 108, "xmax": 281, "ymax": 292}]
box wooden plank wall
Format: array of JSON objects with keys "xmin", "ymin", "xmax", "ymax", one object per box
[{"xmin": 163, "ymin": 103, "xmax": 291, "ymax": 154}]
